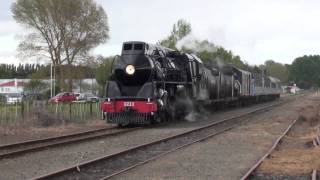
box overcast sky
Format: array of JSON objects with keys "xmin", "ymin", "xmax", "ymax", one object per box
[{"xmin": 1, "ymin": 0, "xmax": 320, "ymax": 65}]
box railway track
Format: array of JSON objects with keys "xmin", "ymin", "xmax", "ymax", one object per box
[
  {"xmin": 0, "ymin": 126, "xmax": 140, "ymax": 160},
  {"xmin": 312, "ymin": 169, "xmax": 318, "ymax": 180},
  {"xmin": 240, "ymin": 116, "xmax": 299, "ymax": 180},
  {"xmin": 240, "ymin": 94, "xmax": 318, "ymax": 180},
  {"xmin": 312, "ymin": 127, "xmax": 320, "ymax": 180},
  {"xmin": 32, "ymin": 100, "xmax": 288, "ymax": 180}
]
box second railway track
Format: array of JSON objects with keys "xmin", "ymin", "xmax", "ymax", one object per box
[
  {"xmin": 240, "ymin": 117, "xmax": 298, "ymax": 180},
  {"xmin": 0, "ymin": 126, "xmax": 140, "ymax": 159},
  {"xmin": 32, "ymin": 100, "xmax": 288, "ymax": 180}
]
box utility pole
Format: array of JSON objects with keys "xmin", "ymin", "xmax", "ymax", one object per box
[
  {"xmin": 50, "ymin": 63, "xmax": 56, "ymax": 98},
  {"xmin": 50, "ymin": 63, "xmax": 53, "ymax": 98},
  {"xmin": 53, "ymin": 65, "xmax": 56, "ymax": 96}
]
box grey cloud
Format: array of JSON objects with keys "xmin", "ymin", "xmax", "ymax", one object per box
[{"xmin": 2, "ymin": 0, "xmax": 320, "ymax": 65}]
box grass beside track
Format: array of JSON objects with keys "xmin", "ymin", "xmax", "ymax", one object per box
[{"xmin": 0, "ymin": 101, "xmax": 101, "ymax": 127}]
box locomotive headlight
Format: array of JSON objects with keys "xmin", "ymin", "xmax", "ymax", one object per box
[{"xmin": 125, "ymin": 64, "xmax": 135, "ymax": 75}]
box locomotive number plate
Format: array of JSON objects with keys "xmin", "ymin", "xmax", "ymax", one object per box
[{"xmin": 124, "ymin": 102, "xmax": 135, "ymax": 107}]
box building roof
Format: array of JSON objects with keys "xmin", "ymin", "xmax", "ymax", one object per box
[{"xmin": 0, "ymin": 81, "xmax": 26, "ymax": 87}]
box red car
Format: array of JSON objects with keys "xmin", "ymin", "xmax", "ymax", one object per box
[{"xmin": 49, "ymin": 92, "xmax": 77, "ymax": 103}]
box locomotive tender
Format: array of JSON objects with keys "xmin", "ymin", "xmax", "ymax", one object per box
[{"xmin": 101, "ymin": 41, "xmax": 281, "ymax": 126}]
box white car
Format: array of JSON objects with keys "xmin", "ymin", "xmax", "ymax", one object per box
[
  {"xmin": 78, "ymin": 93, "xmax": 99, "ymax": 102},
  {"xmin": 6, "ymin": 94, "xmax": 23, "ymax": 104},
  {"xmin": 74, "ymin": 93, "xmax": 81, "ymax": 101}
]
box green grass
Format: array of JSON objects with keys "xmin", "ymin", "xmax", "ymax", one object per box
[
  {"xmin": 0, "ymin": 101, "xmax": 101, "ymax": 126},
  {"xmin": 0, "ymin": 103, "xmax": 23, "ymax": 125},
  {"xmin": 47, "ymin": 102, "xmax": 101, "ymax": 123}
]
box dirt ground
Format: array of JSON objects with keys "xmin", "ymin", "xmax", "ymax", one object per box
[
  {"xmin": 254, "ymin": 93, "xmax": 320, "ymax": 179},
  {"xmin": 0, "ymin": 119, "xmax": 110, "ymax": 145}
]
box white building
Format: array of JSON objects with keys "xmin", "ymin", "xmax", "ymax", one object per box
[
  {"xmin": 0, "ymin": 78, "xmax": 99, "ymax": 95},
  {"xmin": 0, "ymin": 80, "xmax": 25, "ymax": 94}
]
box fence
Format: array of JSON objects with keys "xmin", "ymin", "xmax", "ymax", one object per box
[{"xmin": 0, "ymin": 101, "xmax": 101, "ymax": 127}]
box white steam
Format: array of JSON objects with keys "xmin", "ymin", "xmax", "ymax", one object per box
[
  {"xmin": 214, "ymin": 57, "xmax": 225, "ymax": 69},
  {"xmin": 185, "ymin": 111, "xmax": 198, "ymax": 122},
  {"xmin": 176, "ymin": 34, "xmax": 218, "ymax": 53}
]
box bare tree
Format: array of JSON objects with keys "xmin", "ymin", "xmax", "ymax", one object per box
[{"xmin": 12, "ymin": 0, "xmax": 109, "ymax": 90}]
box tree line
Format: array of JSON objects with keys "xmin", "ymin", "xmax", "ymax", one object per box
[
  {"xmin": 0, "ymin": 63, "xmax": 45, "ymax": 78},
  {"xmin": 0, "ymin": 63, "xmax": 95, "ymax": 79}
]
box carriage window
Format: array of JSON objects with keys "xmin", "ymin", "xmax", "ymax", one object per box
[
  {"xmin": 123, "ymin": 44, "xmax": 133, "ymax": 50},
  {"xmin": 134, "ymin": 43, "xmax": 143, "ymax": 50}
]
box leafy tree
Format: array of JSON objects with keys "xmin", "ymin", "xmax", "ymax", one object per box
[
  {"xmin": 24, "ymin": 79, "xmax": 47, "ymax": 94},
  {"xmin": 264, "ymin": 60, "xmax": 289, "ymax": 83},
  {"xmin": 246, "ymin": 65, "xmax": 262, "ymax": 74},
  {"xmin": 159, "ymin": 19, "xmax": 191, "ymax": 49},
  {"xmin": 12, "ymin": 0, "xmax": 109, "ymax": 91},
  {"xmin": 29, "ymin": 65, "xmax": 50, "ymax": 79},
  {"xmin": 289, "ymin": 55, "xmax": 320, "ymax": 89},
  {"xmin": 94, "ymin": 56, "xmax": 114, "ymax": 96}
]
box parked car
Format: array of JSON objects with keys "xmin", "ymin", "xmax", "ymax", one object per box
[
  {"xmin": 48, "ymin": 92, "xmax": 77, "ymax": 103},
  {"xmin": 6, "ymin": 93, "xmax": 23, "ymax": 104},
  {"xmin": 78, "ymin": 93, "xmax": 99, "ymax": 102},
  {"xmin": 74, "ymin": 93, "xmax": 81, "ymax": 101}
]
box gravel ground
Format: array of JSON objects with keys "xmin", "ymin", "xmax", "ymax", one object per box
[
  {"xmin": 0, "ymin": 120, "xmax": 111, "ymax": 145},
  {"xmin": 0, "ymin": 98, "xmax": 288, "ymax": 180},
  {"xmin": 252, "ymin": 94, "xmax": 320, "ymax": 179},
  {"xmin": 112, "ymin": 94, "xmax": 309, "ymax": 180}
]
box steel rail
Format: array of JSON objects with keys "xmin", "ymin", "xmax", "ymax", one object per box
[
  {"xmin": 101, "ymin": 120, "xmax": 240, "ymax": 180},
  {"xmin": 0, "ymin": 127, "xmax": 114, "ymax": 150},
  {"xmin": 312, "ymin": 169, "xmax": 317, "ymax": 180},
  {"xmin": 312, "ymin": 128, "xmax": 319, "ymax": 180},
  {"xmin": 32, "ymin": 101, "xmax": 286, "ymax": 180},
  {"xmin": 0, "ymin": 127, "xmax": 139, "ymax": 159},
  {"xmin": 240, "ymin": 117, "xmax": 298, "ymax": 180}
]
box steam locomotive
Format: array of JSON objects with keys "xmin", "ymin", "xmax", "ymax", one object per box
[{"xmin": 101, "ymin": 41, "xmax": 281, "ymax": 126}]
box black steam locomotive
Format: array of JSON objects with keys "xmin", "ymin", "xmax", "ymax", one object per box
[{"xmin": 101, "ymin": 41, "xmax": 281, "ymax": 126}]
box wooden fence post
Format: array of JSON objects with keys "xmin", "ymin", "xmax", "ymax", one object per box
[
  {"xmin": 69, "ymin": 103, "xmax": 72, "ymax": 122},
  {"xmin": 21, "ymin": 102, "xmax": 24, "ymax": 118},
  {"xmin": 90, "ymin": 101, "xmax": 93, "ymax": 116}
]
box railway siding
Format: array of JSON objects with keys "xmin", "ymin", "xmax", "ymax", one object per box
[
  {"xmin": 252, "ymin": 95, "xmax": 320, "ymax": 179},
  {"xmin": 113, "ymin": 94, "xmax": 310, "ymax": 180}
]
